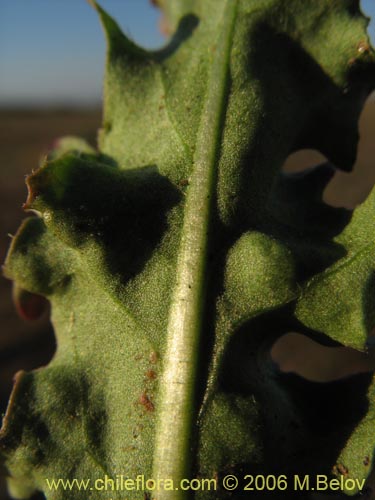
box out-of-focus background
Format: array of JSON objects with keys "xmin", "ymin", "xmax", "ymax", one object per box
[{"xmin": 1, "ymin": 1, "xmax": 375, "ymax": 499}]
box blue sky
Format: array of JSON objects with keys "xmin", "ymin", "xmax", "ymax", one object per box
[
  {"xmin": 0, "ymin": 0, "xmax": 374, "ymax": 107},
  {"xmin": 0, "ymin": 1, "xmax": 165, "ymax": 106}
]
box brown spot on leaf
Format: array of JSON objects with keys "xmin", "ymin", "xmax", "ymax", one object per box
[
  {"xmin": 178, "ymin": 179, "xmax": 190, "ymax": 188},
  {"xmin": 364, "ymin": 456, "xmax": 370, "ymax": 466},
  {"xmin": 145, "ymin": 369, "xmax": 157, "ymax": 380},
  {"xmin": 139, "ymin": 393, "xmax": 155, "ymax": 412},
  {"xmin": 333, "ymin": 463, "xmax": 349, "ymax": 476}
]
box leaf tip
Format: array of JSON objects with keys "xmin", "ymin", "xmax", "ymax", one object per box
[{"xmin": 88, "ymin": 0, "xmax": 141, "ymax": 57}]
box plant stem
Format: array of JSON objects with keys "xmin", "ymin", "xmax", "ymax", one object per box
[{"xmin": 152, "ymin": 1, "xmax": 238, "ymax": 498}]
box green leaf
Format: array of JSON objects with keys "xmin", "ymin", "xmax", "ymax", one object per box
[
  {"xmin": 2, "ymin": 1, "xmax": 375, "ymax": 499},
  {"xmin": 296, "ymin": 186, "xmax": 375, "ymax": 350}
]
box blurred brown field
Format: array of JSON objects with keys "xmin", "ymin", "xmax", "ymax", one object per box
[
  {"xmin": 0, "ymin": 109, "xmax": 101, "ymax": 408},
  {"xmin": 0, "ymin": 108, "xmax": 101, "ymax": 500},
  {"xmin": 1, "ymin": 96, "xmax": 375, "ymax": 499}
]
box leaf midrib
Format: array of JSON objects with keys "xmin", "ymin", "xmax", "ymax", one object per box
[{"xmin": 152, "ymin": 1, "xmax": 239, "ymax": 498}]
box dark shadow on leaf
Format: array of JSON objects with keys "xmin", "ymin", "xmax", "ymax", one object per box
[
  {"xmin": 34, "ymin": 155, "xmax": 182, "ymax": 283},
  {"xmin": 267, "ymin": 163, "xmax": 352, "ymax": 281},
  {"xmin": 0, "ymin": 367, "xmax": 109, "ymax": 499},
  {"xmin": 0, "ymin": 328, "xmax": 55, "ymax": 416},
  {"xmin": 364, "ymin": 271, "xmax": 375, "ymax": 339},
  {"xmin": 219, "ymin": 309, "xmax": 372, "ymax": 478},
  {"xmin": 270, "ymin": 163, "xmax": 351, "ymax": 238},
  {"xmin": 234, "ymin": 21, "xmax": 374, "ymax": 229}
]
